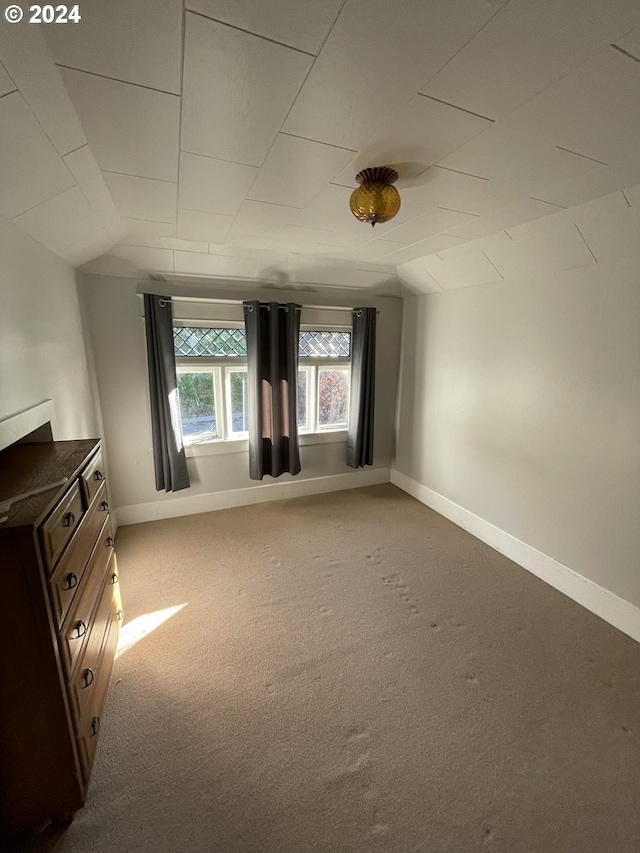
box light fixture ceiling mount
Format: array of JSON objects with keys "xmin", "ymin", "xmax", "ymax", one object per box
[{"xmin": 349, "ymin": 166, "xmax": 401, "ymax": 227}]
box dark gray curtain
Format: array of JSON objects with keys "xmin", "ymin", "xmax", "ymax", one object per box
[
  {"xmin": 347, "ymin": 307, "xmax": 377, "ymax": 468},
  {"xmin": 143, "ymin": 293, "xmax": 190, "ymax": 492},
  {"xmin": 243, "ymin": 301, "xmax": 301, "ymax": 480}
]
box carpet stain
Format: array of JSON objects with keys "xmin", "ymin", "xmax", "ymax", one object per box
[
  {"xmin": 348, "ymin": 728, "xmax": 370, "ymax": 743},
  {"xmin": 349, "ymin": 750, "xmax": 370, "ymax": 771},
  {"xmin": 483, "ymin": 824, "xmax": 495, "ymax": 842},
  {"xmin": 382, "ymin": 573, "xmax": 423, "ymax": 616}
]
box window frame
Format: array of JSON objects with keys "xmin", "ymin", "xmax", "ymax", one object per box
[
  {"xmin": 174, "ymin": 323, "xmax": 351, "ymax": 450},
  {"xmin": 175, "ymin": 358, "xmax": 248, "ymax": 446},
  {"xmin": 225, "ymin": 364, "xmax": 249, "ymax": 439}
]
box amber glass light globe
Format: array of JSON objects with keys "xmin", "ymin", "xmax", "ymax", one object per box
[{"xmin": 349, "ymin": 166, "xmax": 401, "ymax": 226}]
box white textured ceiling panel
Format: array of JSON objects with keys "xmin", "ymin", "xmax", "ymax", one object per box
[
  {"xmin": 0, "ymin": 92, "xmax": 75, "ymax": 219},
  {"xmin": 44, "ymin": 0, "xmax": 184, "ymax": 94},
  {"xmin": 482, "ymin": 220, "xmax": 597, "ymax": 280},
  {"xmin": 532, "ymin": 161, "xmax": 640, "ymax": 210},
  {"xmin": 177, "ymin": 209, "xmax": 233, "ymax": 243},
  {"xmin": 179, "ymin": 152, "xmax": 258, "ymax": 217},
  {"xmin": 63, "ymin": 145, "xmax": 122, "ymax": 225},
  {"xmin": 613, "ymin": 27, "xmax": 640, "ymax": 60},
  {"xmin": 181, "ymin": 14, "xmax": 313, "ymax": 166},
  {"xmin": 62, "ymin": 229, "xmax": 119, "ymax": 268},
  {"xmin": 0, "ymin": 22, "xmax": 86, "ymax": 156},
  {"xmin": 347, "ymin": 240, "xmax": 410, "ymax": 262},
  {"xmin": 61, "ymin": 68, "xmax": 180, "ymax": 181},
  {"xmin": 384, "ymin": 206, "xmax": 479, "ymax": 245},
  {"xmin": 209, "ymin": 244, "xmax": 290, "ymax": 263},
  {"xmin": 399, "ymin": 167, "xmax": 514, "ymax": 220},
  {"xmin": 503, "ymin": 50, "xmax": 640, "ymax": 170},
  {"xmin": 623, "ymin": 184, "xmax": 640, "ymax": 206},
  {"xmin": 229, "ymin": 200, "xmax": 300, "ymax": 238},
  {"xmin": 288, "ymin": 264, "xmax": 389, "ymax": 289},
  {"xmin": 164, "ymin": 238, "xmax": 209, "ymax": 253},
  {"xmin": 438, "ymin": 124, "xmax": 610, "ymax": 196},
  {"xmin": 80, "ymin": 253, "xmax": 152, "ymax": 278},
  {"xmin": 12, "ymin": 186, "xmax": 104, "ymax": 255},
  {"xmin": 396, "ymin": 260, "xmax": 443, "ymax": 295},
  {"xmin": 121, "ymin": 219, "xmax": 177, "ymax": 247},
  {"xmin": 0, "ymin": 62, "xmax": 15, "ymax": 97},
  {"xmin": 104, "ymin": 172, "xmax": 177, "ymax": 223},
  {"xmin": 186, "ymin": 0, "xmax": 344, "ymax": 55},
  {"xmin": 423, "ymin": 249, "xmax": 503, "ymax": 291},
  {"xmin": 354, "ymin": 261, "xmax": 396, "ymax": 274},
  {"xmin": 332, "ymin": 95, "xmax": 494, "ymax": 187},
  {"xmin": 248, "ymin": 134, "xmax": 355, "ymax": 209},
  {"xmin": 174, "ymin": 251, "xmax": 258, "ymax": 278},
  {"xmin": 110, "ymin": 244, "xmax": 175, "ymax": 273},
  {"xmin": 570, "ymin": 192, "xmax": 640, "ymax": 264},
  {"xmin": 421, "ymin": 0, "xmax": 638, "ymax": 121},
  {"xmin": 273, "ymin": 225, "xmax": 353, "ymax": 251},
  {"xmin": 443, "ymin": 197, "xmax": 565, "ymax": 241},
  {"xmin": 282, "ymin": 0, "xmax": 497, "ymax": 151},
  {"xmin": 382, "ymin": 235, "xmax": 468, "ymax": 265}
]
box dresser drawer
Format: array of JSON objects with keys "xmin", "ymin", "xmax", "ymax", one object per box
[
  {"xmin": 68, "ymin": 552, "xmax": 120, "ymax": 726},
  {"xmin": 48, "ymin": 484, "xmax": 111, "ymax": 629},
  {"xmin": 59, "ymin": 526, "xmax": 112, "ymax": 676},
  {"xmin": 39, "ymin": 481, "xmax": 83, "ymax": 573},
  {"xmin": 76, "ymin": 583, "xmax": 120, "ymax": 783},
  {"xmin": 80, "ymin": 449, "xmax": 106, "ymax": 508}
]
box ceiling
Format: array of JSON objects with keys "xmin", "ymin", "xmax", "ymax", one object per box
[{"xmin": 0, "ymin": 0, "xmax": 638, "ymax": 296}]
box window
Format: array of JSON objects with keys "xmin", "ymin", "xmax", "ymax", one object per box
[{"xmin": 174, "ymin": 327, "xmax": 351, "ymax": 445}]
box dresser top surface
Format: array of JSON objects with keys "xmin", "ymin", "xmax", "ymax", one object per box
[{"xmin": 0, "ymin": 439, "xmax": 99, "ymax": 530}]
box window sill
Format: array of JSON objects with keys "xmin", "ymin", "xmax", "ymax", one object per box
[{"xmin": 184, "ymin": 429, "xmax": 348, "ymax": 458}]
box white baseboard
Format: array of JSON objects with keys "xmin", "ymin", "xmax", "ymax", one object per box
[
  {"xmin": 116, "ymin": 466, "xmax": 391, "ymax": 527},
  {"xmin": 391, "ymin": 469, "xmax": 640, "ymax": 643}
]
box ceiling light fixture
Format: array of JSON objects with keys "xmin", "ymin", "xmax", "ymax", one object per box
[{"xmin": 349, "ymin": 166, "xmax": 401, "ymax": 227}]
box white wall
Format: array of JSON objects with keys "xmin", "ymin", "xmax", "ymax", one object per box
[
  {"xmin": 394, "ymin": 258, "xmax": 640, "ymax": 610},
  {"xmin": 79, "ymin": 274, "xmax": 402, "ymax": 519},
  {"xmin": 0, "ymin": 216, "xmax": 98, "ymax": 439}
]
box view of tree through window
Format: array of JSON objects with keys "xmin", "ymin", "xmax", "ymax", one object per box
[
  {"xmin": 297, "ymin": 371, "xmax": 307, "ymax": 429},
  {"xmin": 176, "ymin": 373, "xmax": 217, "ymax": 439},
  {"xmin": 318, "ymin": 369, "xmax": 349, "ymax": 426},
  {"xmin": 229, "ymin": 371, "xmax": 249, "ymax": 433}
]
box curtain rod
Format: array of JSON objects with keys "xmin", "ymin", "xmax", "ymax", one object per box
[
  {"xmin": 242, "ymin": 302, "xmax": 379, "ymax": 316},
  {"xmin": 139, "ymin": 293, "xmax": 380, "ymax": 314}
]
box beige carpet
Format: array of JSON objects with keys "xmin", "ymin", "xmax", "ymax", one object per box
[{"xmin": 17, "ymin": 484, "xmax": 640, "ymax": 852}]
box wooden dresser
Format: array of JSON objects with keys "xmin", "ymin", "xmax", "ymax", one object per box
[{"xmin": 0, "ymin": 439, "xmax": 122, "ymax": 836}]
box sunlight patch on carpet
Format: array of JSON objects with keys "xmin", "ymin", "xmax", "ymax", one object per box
[{"xmin": 115, "ymin": 604, "xmax": 188, "ymax": 659}]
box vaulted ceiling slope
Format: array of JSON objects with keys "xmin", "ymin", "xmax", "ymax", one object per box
[{"xmin": 0, "ymin": 0, "xmax": 638, "ymax": 295}]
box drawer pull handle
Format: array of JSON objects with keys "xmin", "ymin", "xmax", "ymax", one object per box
[
  {"xmin": 101, "ymin": 501, "xmax": 109, "ymax": 512},
  {"xmin": 71, "ymin": 620, "xmax": 87, "ymax": 639},
  {"xmin": 106, "ymin": 536, "xmax": 115, "ymax": 547},
  {"xmin": 64, "ymin": 572, "xmax": 78, "ymax": 590},
  {"xmin": 82, "ymin": 668, "xmax": 95, "ymax": 688},
  {"xmin": 94, "ymin": 470, "xmax": 104, "ymax": 481},
  {"xmin": 64, "ymin": 512, "xmax": 75, "ymax": 527},
  {"xmin": 116, "ymin": 609, "xmax": 124, "ymax": 621},
  {"xmin": 90, "ymin": 716, "xmax": 100, "ymax": 737},
  {"xmin": 110, "ymin": 572, "xmax": 118, "ymax": 584}
]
